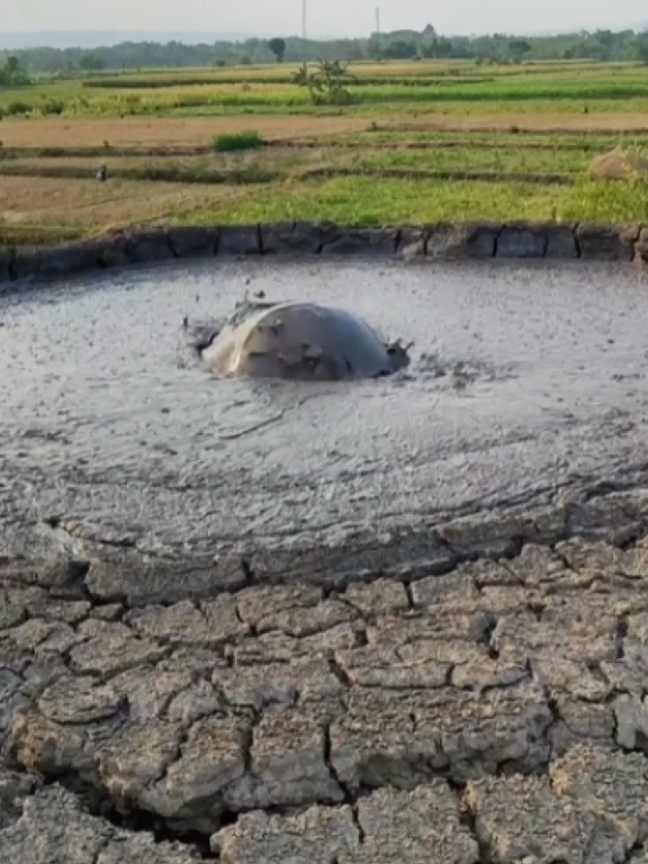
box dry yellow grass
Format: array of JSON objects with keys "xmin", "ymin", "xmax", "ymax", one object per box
[
  {"xmin": 0, "ymin": 175, "xmax": 250, "ymax": 232},
  {"xmin": 0, "ymin": 116, "xmax": 372, "ymax": 148},
  {"xmin": 589, "ymin": 147, "xmax": 648, "ymax": 179}
]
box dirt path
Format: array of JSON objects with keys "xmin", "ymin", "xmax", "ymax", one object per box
[
  {"xmin": 3, "ymin": 112, "xmax": 648, "ymax": 149},
  {"xmin": 0, "ymin": 115, "xmax": 372, "ymax": 148}
]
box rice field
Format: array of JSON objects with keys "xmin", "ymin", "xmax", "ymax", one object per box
[
  {"xmin": 3, "ymin": 60, "xmax": 648, "ymax": 118},
  {"xmin": 0, "ymin": 140, "xmax": 605, "ymax": 177},
  {"xmin": 1, "ymin": 57, "xmax": 648, "ymax": 244}
]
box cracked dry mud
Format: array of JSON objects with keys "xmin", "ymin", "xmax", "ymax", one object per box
[{"xmin": 4, "ymin": 490, "xmax": 648, "ymax": 861}]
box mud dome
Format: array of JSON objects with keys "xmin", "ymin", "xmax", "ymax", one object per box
[{"xmin": 197, "ymin": 299, "xmax": 411, "ymax": 380}]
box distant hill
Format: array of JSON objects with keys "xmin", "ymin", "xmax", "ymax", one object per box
[{"xmin": 0, "ymin": 31, "xmax": 256, "ymax": 50}]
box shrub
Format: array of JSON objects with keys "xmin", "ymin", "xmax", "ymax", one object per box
[
  {"xmin": 42, "ymin": 100, "xmax": 65, "ymax": 116},
  {"xmin": 212, "ymin": 130, "xmax": 265, "ymax": 152},
  {"xmin": 6, "ymin": 101, "xmax": 33, "ymax": 116}
]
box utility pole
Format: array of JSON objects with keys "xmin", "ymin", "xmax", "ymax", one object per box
[
  {"xmin": 375, "ymin": 6, "xmax": 380, "ymax": 35},
  {"xmin": 302, "ymin": 0, "xmax": 307, "ymax": 39}
]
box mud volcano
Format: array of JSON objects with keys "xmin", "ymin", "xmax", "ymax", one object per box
[{"xmin": 196, "ymin": 298, "xmax": 412, "ymax": 381}]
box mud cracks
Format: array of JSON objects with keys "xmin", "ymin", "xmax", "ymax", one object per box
[{"xmin": 5, "ymin": 486, "xmax": 648, "ymax": 861}]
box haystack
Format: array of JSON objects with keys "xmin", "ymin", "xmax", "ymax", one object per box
[{"xmin": 589, "ymin": 147, "xmax": 648, "ymax": 180}]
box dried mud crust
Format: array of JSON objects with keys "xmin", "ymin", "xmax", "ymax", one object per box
[{"xmin": 5, "ymin": 488, "xmax": 648, "ymax": 860}]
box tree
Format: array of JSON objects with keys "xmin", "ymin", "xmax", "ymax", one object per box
[
  {"xmin": 3, "ymin": 28, "xmax": 648, "ymax": 74},
  {"xmin": 78, "ymin": 52, "xmax": 106, "ymax": 71},
  {"xmin": 508, "ymin": 39, "xmax": 531, "ymax": 61},
  {"xmin": 293, "ymin": 59, "xmax": 355, "ymax": 105},
  {"xmin": 636, "ymin": 32, "xmax": 648, "ymax": 65},
  {"xmin": 268, "ymin": 38, "xmax": 286, "ymax": 63},
  {"xmin": 0, "ymin": 54, "xmax": 31, "ymax": 87}
]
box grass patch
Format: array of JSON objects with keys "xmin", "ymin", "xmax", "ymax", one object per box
[
  {"xmin": 344, "ymin": 146, "xmax": 592, "ymax": 174},
  {"xmin": 0, "ymin": 219, "xmax": 84, "ymax": 246},
  {"xmin": 212, "ymin": 130, "xmax": 265, "ymax": 152},
  {"xmin": 3, "ymin": 172, "xmax": 648, "ymax": 245},
  {"xmin": 335, "ymin": 128, "xmax": 648, "ymax": 147},
  {"xmin": 0, "ymin": 161, "xmax": 276, "ymax": 185},
  {"xmin": 174, "ymin": 175, "xmax": 648, "ymax": 225}
]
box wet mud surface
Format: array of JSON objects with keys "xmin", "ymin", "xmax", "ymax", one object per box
[
  {"xmin": 1, "ymin": 257, "xmax": 648, "ymax": 552},
  {"xmin": 3, "ymin": 258, "xmax": 648, "ymax": 861}
]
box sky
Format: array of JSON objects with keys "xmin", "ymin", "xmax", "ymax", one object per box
[{"xmin": 3, "ymin": 0, "xmax": 647, "ymax": 39}]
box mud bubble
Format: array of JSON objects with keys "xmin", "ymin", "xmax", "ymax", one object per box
[{"xmin": 186, "ymin": 297, "xmax": 412, "ymax": 381}]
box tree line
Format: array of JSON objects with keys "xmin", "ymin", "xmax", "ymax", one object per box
[
  {"xmin": 368, "ymin": 26, "xmax": 648, "ymax": 63},
  {"xmin": 1, "ymin": 27, "xmax": 647, "ymax": 76}
]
